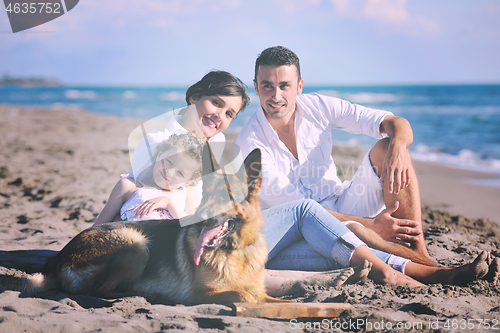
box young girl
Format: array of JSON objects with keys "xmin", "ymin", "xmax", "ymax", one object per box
[{"xmin": 93, "ymin": 133, "xmax": 205, "ymax": 226}]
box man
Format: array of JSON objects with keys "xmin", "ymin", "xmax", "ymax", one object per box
[{"xmin": 236, "ymin": 46, "xmax": 436, "ymax": 266}]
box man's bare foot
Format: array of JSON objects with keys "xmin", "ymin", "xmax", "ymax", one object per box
[
  {"xmin": 345, "ymin": 260, "xmax": 372, "ymax": 285},
  {"xmin": 482, "ymin": 255, "xmax": 499, "ymax": 285},
  {"xmin": 448, "ymin": 251, "xmax": 490, "ymax": 285}
]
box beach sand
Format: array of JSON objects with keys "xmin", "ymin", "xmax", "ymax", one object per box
[{"xmin": 1, "ymin": 105, "xmax": 499, "ymax": 332}]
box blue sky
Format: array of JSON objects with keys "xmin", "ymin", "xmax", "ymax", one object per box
[{"xmin": 1, "ymin": 0, "xmax": 499, "ymax": 86}]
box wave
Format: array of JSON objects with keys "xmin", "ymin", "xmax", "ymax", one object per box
[
  {"xmin": 64, "ymin": 89, "xmax": 97, "ymax": 99},
  {"xmin": 159, "ymin": 91, "xmax": 184, "ymax": 101},
  {"xmin": 330, "ymin": 139, "xmax": 500, "ymax": 183},
  {"xmin": 123, "ymin": 91, "xmax": 137, "ymax": 99},
  {"xmin": 411, "ymin": 144, "xmax": 500, "ymax": 176}
]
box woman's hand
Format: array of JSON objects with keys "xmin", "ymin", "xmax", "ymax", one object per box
[{"xmin": 132, "ymin": 196, "xmax": 171, "ymax": 219}]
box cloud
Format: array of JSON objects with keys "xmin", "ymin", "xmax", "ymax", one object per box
[
  {"xmin": 271, "ymin": 0, "xmax": 321, "ymax": 14},
  {"xmin": 363, "ymin": 0, "xmax": 408, "ymax": 23},
  {"xmin": 329, "ymin": 0, "xmax": 441, "ymax": 35},
  {"xmin": 90, "ymin": 0, "xmax": 242, "ymax": 17}
]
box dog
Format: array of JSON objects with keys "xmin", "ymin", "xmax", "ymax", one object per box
[{"xmin": 9, "ymin": 147, "xmax": 284, "ymax": 307}]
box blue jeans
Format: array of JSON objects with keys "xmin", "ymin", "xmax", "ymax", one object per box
[{"xmin": 261, "ymin": 199, "xmax": 408, "ymax": 272}]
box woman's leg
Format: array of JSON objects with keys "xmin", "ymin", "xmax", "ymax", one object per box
[
  {"xmin": 266, "ymin": 240, "xmax": 342, "ymax": 271},
  {"xmin": 262, "ymin": 199, "xmax": 375, "ymax": 295},
  {"xmin": 262, "ymin": 199, "xmax": 407, "ymax": 271},
  {"xmin": 263, "ymin": 199, "xmax": 366, "ymax": 268},
  {"xmin": 350, "ymin": 245, "xmax": 423, "ymax": 286},
  {"xmin": 264, "ymin": 241, "xmax": 373, "ymax": 295}
]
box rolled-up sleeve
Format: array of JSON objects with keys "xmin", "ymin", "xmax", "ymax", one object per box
[{"xmin": 315, "ymin": 94, "xmax": 393, "ymax": 139}]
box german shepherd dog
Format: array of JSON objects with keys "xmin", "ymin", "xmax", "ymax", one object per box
[{"xmin": 8, "ymin": 147, "xmax": 283, "ymax": 307}]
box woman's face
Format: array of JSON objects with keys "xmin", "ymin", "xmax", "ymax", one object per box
[{"xmin": 189, "ymin": 95, "xmax": 242, "ymax": 139}]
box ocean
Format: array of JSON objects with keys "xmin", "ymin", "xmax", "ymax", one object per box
[{"xmin": 1, "ymin": 84, "xmax": 500, "ymax": 183}]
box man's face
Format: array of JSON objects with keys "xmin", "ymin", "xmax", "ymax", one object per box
[{"xmin": 254, "ymin": 64, "xmax": 303, "ymax": 121}]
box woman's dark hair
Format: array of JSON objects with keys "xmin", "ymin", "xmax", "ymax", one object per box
[
  {"xmin": 254, "ymin": 46, "xmax": 301, "ymax": 82},
  {"xmin": 185, "ymin": 71, "xmax": 250, "ymax": 113}
]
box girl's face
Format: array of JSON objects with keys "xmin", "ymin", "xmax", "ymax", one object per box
[
  {"xmin": 189, "ymin": 95, "xmax": 242, "ymax": 139},
  {"xmin": 153, "ymin": 149, "xmax": 199, "ymax": 191}
]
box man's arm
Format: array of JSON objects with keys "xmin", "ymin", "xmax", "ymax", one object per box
[
  {"xmin": 379, "ymin": 115, "xmax": 414, "ymax": 195},
  {"xmin": 325, "ymin": 202, "xmax": 421, "ymax": 246}
]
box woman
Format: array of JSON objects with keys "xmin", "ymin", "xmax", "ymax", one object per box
[{"xmin": 128, "ymin": 70, "xmax": 249, "ymax": 184}]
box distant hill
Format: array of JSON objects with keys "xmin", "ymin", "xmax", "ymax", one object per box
[{"xmin": 0, "ymin": 74, "xmax": 61, "ymax": 86}]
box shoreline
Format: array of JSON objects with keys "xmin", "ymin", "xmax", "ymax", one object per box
[{"xmin": 414, "ymin": 160, "xmax": 500, "ymax": 224}]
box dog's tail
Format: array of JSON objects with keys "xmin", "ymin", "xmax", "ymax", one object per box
[{"xmin": 0, "ymin": 272, "xmax": 58, "ymax": 296}]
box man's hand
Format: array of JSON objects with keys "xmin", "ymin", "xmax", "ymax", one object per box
[
  {"xmin": 379, "ymin": 115, "xmax": 414, "ymax": 195},
  {"xmin": 379, "ymin": 140, "xmax": 412, "ymax": 194},
  {"xmin": 370, "ymin": 201, "xmax": 421, "ymax": 247}
]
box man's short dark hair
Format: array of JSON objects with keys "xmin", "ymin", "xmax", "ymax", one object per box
[{"xmin": 254, "ymin": 46, "xmax": 301, "ymax": 82}]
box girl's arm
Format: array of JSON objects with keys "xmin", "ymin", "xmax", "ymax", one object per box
[
  {"xmin": 93, "ymin": 178, "xmax": 138, "ymax": 227},
  {"xmin": 132, "ymin": 186, "xmax": 200, "ymax": 219}
]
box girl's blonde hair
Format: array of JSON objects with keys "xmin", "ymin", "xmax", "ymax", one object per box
[{"xmin": 154, "ymin": 132, "xmax": 206, "ymax": 183}]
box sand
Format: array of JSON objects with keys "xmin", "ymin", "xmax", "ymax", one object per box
[{"xmin": 1, "ymin": 105, "xmax": 499, "ymax": 332}]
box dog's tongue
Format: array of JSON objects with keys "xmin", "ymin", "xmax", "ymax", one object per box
[{"xmin": 194, "ymin": 225, "xmax": 224, "ymax": 266}]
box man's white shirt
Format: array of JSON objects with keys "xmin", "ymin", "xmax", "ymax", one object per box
[{"xmin": 235, "ymin": 93, "xmax": 393, "ymax": 209}]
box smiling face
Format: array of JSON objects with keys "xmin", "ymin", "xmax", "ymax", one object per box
[
  {"xmin": 254, "ymin": 64, "xmax": 303, "ymax": 122},
  {"xmin": 153, "ymin": 149, "xmax": 200, "ymax": 191},
  {"xmin": 189, "ymin": 95, "xmax": 242, "ymax": 139}
]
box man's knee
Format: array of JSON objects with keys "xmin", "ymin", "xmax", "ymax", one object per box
[{"xmin": 368, "ymin": 138, "xmax": 390, "ymax": 176}]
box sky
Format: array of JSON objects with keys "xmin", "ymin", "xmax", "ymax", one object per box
[{"xmin": 1, "ymin": 0, "xmax": 499, "ymax": 86}]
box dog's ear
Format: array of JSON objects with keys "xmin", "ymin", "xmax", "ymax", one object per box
[
  {"xmin": 239, "ymin": 148, "xmax": 262, "ymax": 198},
  {"xmin": 201, "ymin": 142, "xmax": 220, "ymax": 176}
]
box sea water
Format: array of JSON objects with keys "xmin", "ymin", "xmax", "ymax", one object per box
[{"xmin": 1, "ymin": 84, "xmax": 499, "ymax": 181}]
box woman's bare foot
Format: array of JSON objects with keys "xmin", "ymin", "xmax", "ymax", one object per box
[
  {"xmin": 264, "ymin": 268, "xmax": 357, "ymax": 296},
  {"xmin": 345, "ymin": 260, "xmax": 372, "ymax": 284},
  {"xmin": 447, "ymin": 251, "xmax": 490, "ymax": 285},
  {"xmin": 482, "ymin": 255, "xmax": 499, "ymax": 285}
]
